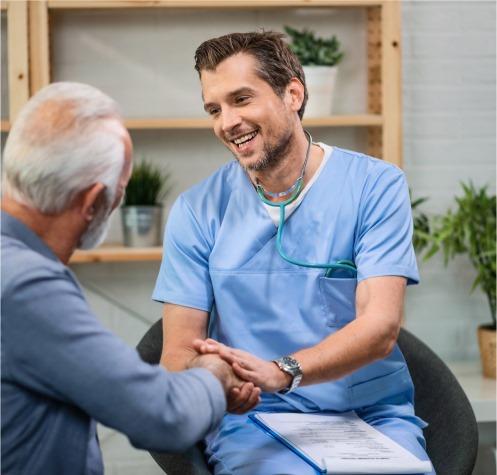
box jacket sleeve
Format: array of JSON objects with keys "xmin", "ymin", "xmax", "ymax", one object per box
[{"xmin": 2, "ymin": 263, "xmax": 226, "ymax": 452}]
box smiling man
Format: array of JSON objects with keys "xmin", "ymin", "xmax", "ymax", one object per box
[{"xmin": 153, "ymin": 32, "xmax": 434, "ymax": 475}]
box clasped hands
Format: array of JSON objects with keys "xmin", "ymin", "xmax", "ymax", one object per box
[{"xmin": 192, "ymin": 339, "xmax": 292, "ymax": 414}]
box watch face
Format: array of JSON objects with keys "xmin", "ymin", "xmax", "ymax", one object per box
[
  {"xmin": 278, "ymin": 356, "xmax": 302, "ymax": 376},
  {"xmin": 274, "ymin": 356, "xmax": 303, "ymax": 394},
  {"xmin": 281, "ymin": 356, "xmax": 299, "ymax": 370}
]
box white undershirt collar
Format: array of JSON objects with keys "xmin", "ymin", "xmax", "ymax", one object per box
[{"xmin": 263, "ymin": 143, "xmax": 332, "ymax": 226}]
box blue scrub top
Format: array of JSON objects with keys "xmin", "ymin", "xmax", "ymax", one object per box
[{"xmin": 153, "ymin": 145, "xmax": 419, "ymax": 412}]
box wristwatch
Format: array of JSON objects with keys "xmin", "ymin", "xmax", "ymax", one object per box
[{"xmin": 273, "ymin": 356, "xmax": 303, "ymax": 395}]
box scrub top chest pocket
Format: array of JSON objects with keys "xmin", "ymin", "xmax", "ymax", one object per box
[{"xmin": 319, "ymin": 277, "xmax": 357, "ymax": 328}]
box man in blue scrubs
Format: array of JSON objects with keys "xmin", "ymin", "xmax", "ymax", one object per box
[
  {"xmin": 1, "ymin": 82, "xmax": 260, "ymax": 475},
  {"xmin": 153, "ymin": 32, "xmax": 434, "ymax": 474}
]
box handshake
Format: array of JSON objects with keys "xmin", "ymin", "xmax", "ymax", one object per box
[{"xmin": 188, "ymin": 339, "xmax": 293, "ymax": 414}]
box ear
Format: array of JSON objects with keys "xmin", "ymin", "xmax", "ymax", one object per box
[
  {"xmin": 285, "ymin": 78, "xmax": 305, "ymax": 113},
  {"xmin": 80, "ymin": 183, "xmax": 107, "ymax": 222}
]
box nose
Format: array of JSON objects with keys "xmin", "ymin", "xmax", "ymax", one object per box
[{"xmin": 220, "ymin": 106, "xmax": 242, "ymax": 133}]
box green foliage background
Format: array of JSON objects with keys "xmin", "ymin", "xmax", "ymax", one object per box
[{"xmin": 412, "ymin": 183, "xmax": 496, "ymax": 326}]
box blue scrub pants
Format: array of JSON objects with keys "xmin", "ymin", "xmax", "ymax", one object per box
[{"xmin": 204, "ymin": 398, "xmax": 436, "ymax": 475}]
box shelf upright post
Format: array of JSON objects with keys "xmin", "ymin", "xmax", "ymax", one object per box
[
  {"xmin": 7, "ymin": 0, "xmax": 29, "ymax": 122},
  {"xmin": 28, "ymin": 1, "xmax": 51, "ymax": 95},
  {"xmin": 380, "ymin": 0, "xmax": 402, "ymax": 168},
  {"xmin": 366, "ymin": 3, "xmax": 382, "ymax": 161}
]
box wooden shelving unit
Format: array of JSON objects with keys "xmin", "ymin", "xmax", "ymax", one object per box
[{"xmin": 3, "ymin": 0, "xmax": 403, "ymax": 264}]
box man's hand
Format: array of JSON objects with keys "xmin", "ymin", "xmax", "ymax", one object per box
[
  {"xmin": 193, "ymin": 339, "xmax": 291, "ymax": 394},
  {"xmin": 188, "ymin": 353, "xmax": 261, "ymax": 414}
]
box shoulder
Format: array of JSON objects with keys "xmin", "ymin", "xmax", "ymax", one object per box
[
  {"xmin": 330, "ymin": 147, "xmax": 404, "ymax": 178},
  {"xmin": 182, "ymin": 160, "xmax": 242, "ymax": 203},
  {"xmin": 169, "ymin": 160, "xmax": 245, "ymax": 225},
  {"xmin": 1, "ymin": 235, "xmax": 74, "ymax": 298}
]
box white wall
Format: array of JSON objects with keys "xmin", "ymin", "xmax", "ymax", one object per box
[{"xmin": 402, "ymin": 0, "xmax": 496, "ymax": 360}]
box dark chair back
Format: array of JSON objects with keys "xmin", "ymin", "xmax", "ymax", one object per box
[
  {"xmin": 397, "ymin": 327, "xmax": 479, "ymax": 475},
  {"xmin": 136, "ymin": 318, "xmax": 213, "ymax": 475}
]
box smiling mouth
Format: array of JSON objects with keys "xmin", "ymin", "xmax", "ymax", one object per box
[{"xmin": 231, "ymin": 131, "xmax": 258, "ymax": 149}]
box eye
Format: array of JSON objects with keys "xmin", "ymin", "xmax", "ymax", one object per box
[
  {"xmin": 236, "ymin": 96, "xmax": 249, "ymax": 105},
  {"xmin": 208, "ymin": 107, "xmax": 221, "ymax": 117}
]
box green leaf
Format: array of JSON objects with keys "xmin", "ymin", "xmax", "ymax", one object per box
[
  {"xmin": 284, "ymin": 25, "xmax": 345, "ymax": 66},
  {"xmin": 420, "ymin": 181, "xmax": 496, "ymax": 324},
  {"xmin": 123, "ymin": 160, "xmax": 174, "ymax": 206}
]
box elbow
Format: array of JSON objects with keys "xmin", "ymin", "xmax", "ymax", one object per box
[{"xmin": 376, "ymin": 324, "xmax": 400, "ymax": 359}]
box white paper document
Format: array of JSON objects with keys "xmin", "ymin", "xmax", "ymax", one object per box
[{"xmin": 249, "ymin": 411, "xmax": 433, "ymax": 474}]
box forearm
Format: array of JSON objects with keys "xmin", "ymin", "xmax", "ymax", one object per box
[
  {"xmin": 292, "ymin": 312, "xmax": 400, "ymax": 387},
  {"xmin": 199, "ymin": 276, "xmax": 406, "ymax": 394},
  {"xmin": 160, "ymin": 345, "xmax": 198, "ymax": 371},
  {"xmin": 292, "ymin": 276, "xmax": 405, "ymax": 387},
  {"xmin": 160, "ymin": 303, "xmax": 209, "ymax": 371}
]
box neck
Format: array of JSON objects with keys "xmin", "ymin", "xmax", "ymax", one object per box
[
  {"xmin": 1, "ymin": 197, "xmax": 82, "ymax": 265},
  {"xmin": 251, "ymin": 130, "xmax": 323, "ymax": 203}
]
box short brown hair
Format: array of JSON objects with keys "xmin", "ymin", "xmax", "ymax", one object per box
[{"xmin": 194, "ymin": 31, "xmax": 308, "ymax": 120}]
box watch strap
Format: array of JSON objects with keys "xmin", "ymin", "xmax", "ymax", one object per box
[{"xmin": 273, "ymin": 356, "xmax": 303, "ymax": 395}]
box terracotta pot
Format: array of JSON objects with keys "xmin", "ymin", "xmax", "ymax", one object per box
[{"xmin": 477, "ymin": 324, "xmax": 496, "ymax": 379}]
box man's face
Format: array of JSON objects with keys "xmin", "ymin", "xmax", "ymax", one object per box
[
  {"xmin": 78, "ymin": 202, "xmax": 113, "ymax": 250},
  {"xmin": 200, "ymin": 53, "xmax": 298, "ymax": 173},
  {"xmin": 79, "ymin": 123, "xmax": 133, "ymax": 250}
]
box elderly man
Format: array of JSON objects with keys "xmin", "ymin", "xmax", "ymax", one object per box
[{"xmin": 1, "ymin": 82, "xmax": 260, "ymax": 475}]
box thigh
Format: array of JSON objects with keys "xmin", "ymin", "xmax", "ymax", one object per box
[
  {"xmin": 205, "ymin": 413, "xmax": 321, "ymax": 475},
  {"xmin": 358, "ymin": 403, "xmax": 436, "ymax": 475}
]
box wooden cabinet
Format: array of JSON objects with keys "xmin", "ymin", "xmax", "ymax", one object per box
[{"xmin": 1, "ymin": 0, "xmax": 402, "ymax": 264}]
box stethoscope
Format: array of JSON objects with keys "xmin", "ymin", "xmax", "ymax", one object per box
[{"xmin": 254, "ymin": 131, "xmax": 357, "ymax": 278}]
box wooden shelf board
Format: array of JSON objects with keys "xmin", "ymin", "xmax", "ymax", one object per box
[
  {"xmin": 70, "ymin": 245, "xmax": 162, "ymax": 263},
  {"xmin": 48, "ymin": 1, "xmax": 383, "ymax": 10},
  {"xmin": 303, "ymin": 114, "xmax": 383, "ymax": 127},
  {"xmin": 124, "ymin": 114, "xmax": 382, "ymax": 130},
  {"xmin": 0, "ymin": 116, "xmax": 383, "ymax": 133}
]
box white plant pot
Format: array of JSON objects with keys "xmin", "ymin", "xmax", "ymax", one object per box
[{"xmin": 303, "ymin": 65, "xmax": 338, "ymax": 117}]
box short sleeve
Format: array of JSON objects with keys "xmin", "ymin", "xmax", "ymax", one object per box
[
  {"xmin": 354, "ymin": 164, "xmax": 419, "ymax": 285},
  {"xmin": 152, "ymin": 194, "xmax": 215, "ymax": 311}
]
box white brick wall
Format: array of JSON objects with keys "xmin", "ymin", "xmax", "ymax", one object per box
[{"xmin": 402, "ymin": 0, "xmax": 496, "ymax": 363}]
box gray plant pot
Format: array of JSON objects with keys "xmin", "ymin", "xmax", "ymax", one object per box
[{"xmin": 121, "ymin": 205, "xmax": 163, "ymax": 247}]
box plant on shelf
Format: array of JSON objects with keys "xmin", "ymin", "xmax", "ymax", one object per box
[
  {"xmin": 283, "ymin": 25, "xmax": 344, "ymax": 117},
  {"xmin": 420, "ymin": 182, "xmax": 496, "ymax": 378},
  {"xmin": 284, "ymin": 25, "xmax": 344, "ymax": 67},
  {"xmin": 121, "ymin": 160, "xmax": 173, "ymax": 248},
  {"xmin": 123, "ymin": 160, "xmax": 173, "ymax": 207}
]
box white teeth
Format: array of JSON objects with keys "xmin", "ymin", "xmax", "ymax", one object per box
[{"xmin": 233, "ymin": 132, "xmax": 257, "ymax": 145}]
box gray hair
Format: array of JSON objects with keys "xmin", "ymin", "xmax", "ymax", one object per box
[{"xmin": 2, "ymin": 82, "xmax": 126, "ymax": 214}]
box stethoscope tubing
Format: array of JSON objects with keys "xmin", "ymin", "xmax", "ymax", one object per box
[{"xmin": 255, "ymin": 132, "xmax": 357, "ymax": 277}]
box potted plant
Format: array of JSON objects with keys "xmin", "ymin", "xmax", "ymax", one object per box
[
  {"xmin": 121, "ymin": 160, "xmax": 173, "ymax": 247},
  {"xmin": 284, "ymin": 25, "xmax": 345, "ymax": 117},
  {"xmin": 420, "ymin": 182, "xmax": 496, "ymax": 378}
]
